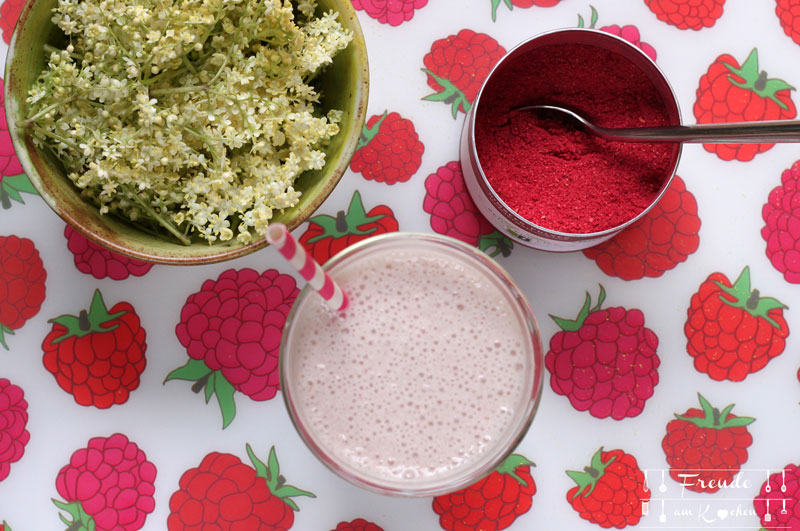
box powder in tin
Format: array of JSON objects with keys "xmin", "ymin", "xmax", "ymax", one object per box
[{"xmin": 475, "ymin": 43, "xmax": 676, "ymax": 234}]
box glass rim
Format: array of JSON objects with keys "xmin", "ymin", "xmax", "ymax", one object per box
[{"xmin": 279, "ymin": 231, "xmax": 545, "ymax": 497}]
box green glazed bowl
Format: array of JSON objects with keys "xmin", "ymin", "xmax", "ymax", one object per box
[{"xmin": 5, "ymin": 0, "xmax": 369, "ymax": 264}]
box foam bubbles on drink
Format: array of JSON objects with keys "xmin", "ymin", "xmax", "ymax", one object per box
[{"xmin": 288, "ymin": 245, "xmax": 533, "ymax": 488}]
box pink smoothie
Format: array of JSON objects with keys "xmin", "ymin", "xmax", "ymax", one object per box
[{"xmin": 282, "ymin": 235, "xmax": 540, "ymax": 494}]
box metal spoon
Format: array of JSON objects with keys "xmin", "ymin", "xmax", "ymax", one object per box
[{"xmin": 514, "ymin": 104, "xmax": 800, "ymax": 143}]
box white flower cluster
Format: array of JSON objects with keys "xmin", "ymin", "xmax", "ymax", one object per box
[{"xmin": 26, "ymin": 0, "xmax": 352, "ymax": 244}]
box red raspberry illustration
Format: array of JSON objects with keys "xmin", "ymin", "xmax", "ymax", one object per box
[
  {"xmin": 41, "ymin": 289, "xmax": 147, "ymax": 409},
  {"xmin": 0, "ymin": 78, "xmax": 35, "ymax": 210},
  {"xmin": 490, "ymin": 0, "xmax": 560, "ymax": 22},
  {"xmin": 0, "ymin": 235, "xmax": 46, "ymax": 349},
  {"xmin": 0, "ymin": 378, "xmax": 29, "ymax": 482},
  {"xmin": 0, "ymin": 0, "xmax": 22, "ymax": 44},
  {"xmin": 0, "ymin": 520, "xmax": 9, "ymax": 530},
  {"xmin": 694, "ymin": 49, "xmax": 796, "ymax": 162},
  {"xmin": 662, "ymin": 394, "xmax": 754, "ymax": 494},
  {"xmin": 644, "ymin": 0, "xmax": 725, "ymax": 30},
  {"xmin": 422, "ymin": 30, "xmax": 506, "ymax": 118},
  {"xmin": 298, "ymin": 190, "xmax": 398, "ymax": 265},
  {"xmin": 423, "ymin": 161, "xmax": 512, "ymax": 258},
  {"xmin": 53, "ymin": 433, "xmax": 156, "ymax": 531},
  {"xmin": 754, "ymin": 463, "xmax": 800, "ymax": 530},
  {"xmin": 546, "ymin": 286, "xmax": 660, "ymax": 420},
  {"xmin": 331, "ymin": 519, "xmax": 384, "ymax": 531},
  {"xmin": 169, "ymin": 268, "xmax": 298, "ymax": 428},
  {"xmin": 584, "ymin": 176, "xmax": 700, "ymax": 280},
  {"xmin": 567, "ymin": 448, "xmax": 649, "ymax": 528},
  {"xmin": 685, "ymin": 266, "xmax": 788, "ymax": 382},
  {"xmin": 349, "ymin": 112, "xmax": 424, "ymax": 184},
  {"xmin": 64, "ymin": 225, "xmax": 153, "ymax": 280},
  {"xmin": 168, "ymin": 445, "xmax": 313, "ymax": 530},
  {"xmin": 433, "ymin": 454, "xmax": 536, "ymax": 531},
  {"xmin": 577, "ymin": 6, "xmax": 657, "ymax": 61},
  {"xmin": 777, "ymin": 0, "xmax": 800, "ymax": 46},
  {"xmin": 351, "ymin": 0, "xmax": 427, "ymax": 26},
  {"xmin": 762, "ymin": 160, "xmax": 800, "ymax": 283}
]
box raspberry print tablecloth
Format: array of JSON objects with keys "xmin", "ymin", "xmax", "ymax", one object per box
[{"xmin": 3, "ymin": 0, "xmax": 800, "ymax": 529}]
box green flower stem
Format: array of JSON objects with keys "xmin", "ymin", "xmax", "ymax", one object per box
[
  {"xmin": 150, "ymin": 84, "xmax": 209, "ymax": 96},
  {"xmin": 43, "ymin": 43, "xmax": 82, "ymax": 60},
  {"xmin": 119, "ymin": 184, "xmax": 191, "ymax": 245},
  {"xmin": 31, "ymin": 126, "xmax": 79, "ymax": 151},
  {"xmin": 20, "ymin": 100, "xmax": 73, "ymax": 127}
]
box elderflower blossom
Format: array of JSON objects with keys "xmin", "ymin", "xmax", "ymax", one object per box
[{"xmin": 25, "ymin": 0, "xmax": 352, "ymax": 244}]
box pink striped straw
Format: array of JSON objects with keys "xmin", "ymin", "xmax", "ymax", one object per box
[{"xmin": 266, "ymin": 223, "xmax": 348, "ymax": 311}]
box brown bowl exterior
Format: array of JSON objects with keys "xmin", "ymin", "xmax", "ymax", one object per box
[{"xmin": 4, "ymin": 0, "xmax": 369, "ymax": 264}]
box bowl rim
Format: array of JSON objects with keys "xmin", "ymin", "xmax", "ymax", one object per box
[{"xmin": 4, "ymin": 0, "xmax": 370, "ymax": 265}]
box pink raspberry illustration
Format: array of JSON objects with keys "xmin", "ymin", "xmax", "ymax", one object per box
[
  {"xmin": 0, "ymin": 235, "xmax": 47, "ymax": 349},
  {"xmin": 423, "ymin": 161, "xmax": 512, "ymax": 257},
  {"xmin": 64, "ymin": 225, "xmax": 153, "ymax": 280},
  {"xmin": 0, "ymin": 378, "xmax": 29, "ymax": 482},
  {"xmin": 350, "ymin": 111, "xmax": 424, "ymax": 184},
  {"xmin": 0, "ymin": 78, "xmax": 36, "ymax": 210},
  {"xmin": 545, "ymin": 286, "xmax": 660, "ymax": 420},
  {"xmin": 53, "ymin": 433, "xmax": 156, "ymax": 531},
  {"xmin": 169, "ymin": 268, "xmax": 299, "ymax": 428},
  {"xmin": 578, "ymin": 6, "xmax": 657, "ymax": 61},
  {"xmin": 423, "ymin": 30, "xmax": 506, "ymax": 118},
  {"xmin": 0, "ymin": 0, "xmax": 22, "ymax": 44},
  {"xmin": 351, "ymin": 0, "xmax": 427, "ymax": 26},
  {"xmin": 754, "ymin": 463, "xmax": 800, "ymax": 529},
  {"xmin": 762, "ymin": 159, "xmax": 800, "ymax": 283}
]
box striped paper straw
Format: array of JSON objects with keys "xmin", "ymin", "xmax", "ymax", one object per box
[{"xmin": 266, "ymin": 223, "xmax": 348, "ymax": 312}]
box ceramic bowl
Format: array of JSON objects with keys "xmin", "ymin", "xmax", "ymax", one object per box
[{"xmin": 4, "ymin": 0, "xmax": 369, "ymax": 264}]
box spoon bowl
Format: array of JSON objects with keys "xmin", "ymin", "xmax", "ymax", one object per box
[{"xmin": 515, "ymin": 104, "xmax": 800, "ymax": 143}]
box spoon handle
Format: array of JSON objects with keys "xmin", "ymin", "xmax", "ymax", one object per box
[{"xmin": 598, "ymin": 120, "xmax": 800, "ymax": 143}]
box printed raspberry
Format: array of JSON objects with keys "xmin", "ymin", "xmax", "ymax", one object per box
[
  {"xmin": 170, "ymin": 268, "xmax": 298, "ymax": 428},
  {"xmin": 0, "ymin": 78, "xmax": 36, "ymax": 211},
  {"xmin": 545, "ymin": 286, "xmax": 660, "ymax": 420},
  {"xmin": 662, "ymin": 394, "xmax": 754, "ymax": 494},
  {"xmin": 351, "ymin": 0, "xmax": 427, "ymax": 26},
  {"xmin": 423, "ymin": 30, "xmax": 506, "ymax": 118},
  {"xmin": 54, "ymin": 433, "xmax": 156, "ymax": 531},
  {"xmin": 762, "ymin": 160, "xmax": 800, "ymax": 283},
  {"xmin": 168, "ymin": 445, "xmax": 313, "ymax": 531},
  {"xmin": 0, "ymin": 520, "xmax": 9, "ymax": 530},
  {"xmin": 776, "ymin": 0, "xmax": 800, "ymax": 46},
  {"xmin": 567, "ymin": 448, "xmax": 649, "ymax": 528},
  {"xmin": 0, "ymin": 235, "xmax": 46, "ymax": 349},
  {"xmin": 490, "ymin": 0, "xmax": 561, "ymax": 22},
  {"xmin": 299, "ymin": 190, "xmax": 398, "ymax": 265},
  {"xmin": 694, "ymin": 49, "xmax": 796, "ymax": 162},
  {"xmin": 0, "ymin": 0, "xmax": 22, "ymax": 44},
  {"xmin": 685, "ymin": 266, "xmax": 788, "ymax": 381},
  {"xmin": 423, "ymin": 161, "xmax": 512, "ymax": 258},
  {"xmin": 331, "ymin": 518, "xmax": 383, "ymax": 531},
  {"xmin": 644, "ymin": 0, "xmax": 725, "ymax": 30},
  {"xmin": 64, "ymin": 225, "xmax": 153, "ymax": 280},
  {"xmin": 584, "ymin": 176, "xmax": 700, "ymax": 281},
  {"xmin": 0, "ymin": 79, "xmax": 23, "ymax": 177},
  {"xmin": 754, "ymin": 463, "xmax": 800, "ymax": 530},
  {"xmin": 433, "ymin": 454, "xmax": 536, "ymax": 531},
  {"xmin": 0, "ymin": 378, "xmax": 29, "ymax": 482},
  {"xmin": 42, "ymin": 289, "xmax": 147, "ymax": 409},
  {"xmin": 578, "ymin": 6, "xmax": 657, "ymax": 61},
  {"xmin": 349, "ymin": 112, "xmax": 424, "ymax": 184}
]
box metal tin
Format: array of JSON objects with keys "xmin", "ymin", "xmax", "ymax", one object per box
[{"xmin": 460, "ymin": 28, "xmax": 683, "ymax": 252}]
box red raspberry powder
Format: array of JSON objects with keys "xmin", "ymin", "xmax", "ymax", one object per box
[{"xmin": 475, "ymin": 43, "xmax": 675, "ymax": 234}]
